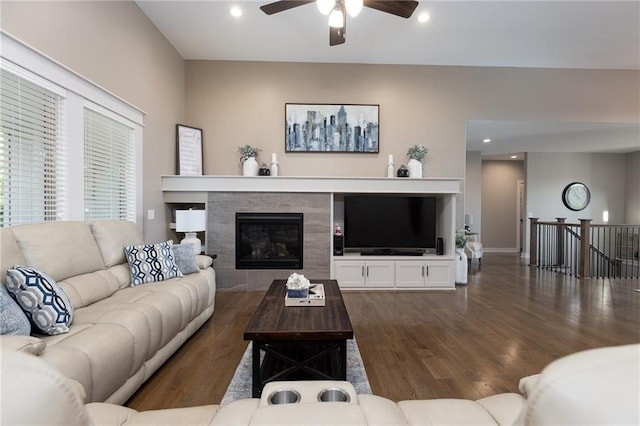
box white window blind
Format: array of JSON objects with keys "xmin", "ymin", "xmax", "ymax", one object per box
[
  {"xmin": 0, "ymin": 68, "xmax": 65, "ymax": 226},
  {"xmin": 84, "ymin": 107, "xmax": 135, "ymax": 221}
]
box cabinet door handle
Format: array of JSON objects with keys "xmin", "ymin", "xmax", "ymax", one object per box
[
  {"xmin": 422, "ymin": 266, "xmax": 425, "ymax": 277},
  {"xmin": 426, "ymin": 266, "xmax": 429, "ymax": 276},
  {"xmin": 366, "ymin": 266, "xmax": 369, "ymax": 277},
  {"xmin": 361, "ymin": 265, "xmax": 364, "ymax": 277}
]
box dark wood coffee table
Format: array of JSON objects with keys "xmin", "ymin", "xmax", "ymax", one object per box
[{"xmin": 243, "ymin": 279, "xmax": 354, "ymax": 397}]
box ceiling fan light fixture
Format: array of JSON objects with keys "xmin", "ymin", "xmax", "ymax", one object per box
[
  {"xmin": 344, "ymin": 0, "xmax": 363, "ymax": 17},
  {"xmin": 317, "ymin": 0, "xmax": 335, "ymax": 15},
  {"xmin": 328, "ymin": 6, "xmax": 344, "ymax": 28}
]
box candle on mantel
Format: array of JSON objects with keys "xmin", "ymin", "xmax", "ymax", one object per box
[
  {"xmin": 388, "ymin": 154, "xmax": 394, "ymax": 164},
  {"xmin": 271, "ymin": 153, "xmax": 278, "ymax": 163}
]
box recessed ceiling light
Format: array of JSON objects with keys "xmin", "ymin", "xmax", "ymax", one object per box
[
  {"xmin": 510, "ymin": 155, "xmax": 518, "ymax": 159},
  {"xmin": 230, "ymin": 6, "xmax": 242, "ymax": 17},
  {"xmin": 483, "ymin": 138, "xmax": 491, "ymax": 143},
  {"xmin": 418, "ymin": 12, "xmax": 430, "ymax": 23}
]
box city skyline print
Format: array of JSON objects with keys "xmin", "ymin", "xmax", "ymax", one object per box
[{"xmin": 285, "ymin": 103, "xmax": 379, "ymax": 153}]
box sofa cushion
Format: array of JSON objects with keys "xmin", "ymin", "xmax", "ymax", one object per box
[
  {"xmin": 91, "ymin": 221, "xmax": 144, "ymax": 268},
  {"xmin": 0, "ymin": 284, "xmax": 30, "ymax": 335},
  {"xmin": 0, "ymin": 228, "xmax": 27, "ymax": 287},
  {"xmin": 6, "ymin": 266, "xmax": 74, "ymax": 335},
  {"xmin": 9, "ymin": 221, "xmax": 105, "ymax": 282},
  {"xmin": 124, "ymin": 241, "xmax": 182, "ymax": 286},
  {"xmin": 172, "ymin": 244, "xmax": 199, "ymax": 275}
]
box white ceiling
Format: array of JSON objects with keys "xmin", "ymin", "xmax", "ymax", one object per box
[
  {"xmin": 136, "ymin": 0, "xmax": 640, "ymax": 157},
  {"xmin": 137, "ymin": 0, "xmax": 639, "ymax": 69}
]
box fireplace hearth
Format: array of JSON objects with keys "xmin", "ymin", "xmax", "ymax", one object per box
[{"xmin": 236, "ymin": 212, "xmax": 303, "ymax": 269}]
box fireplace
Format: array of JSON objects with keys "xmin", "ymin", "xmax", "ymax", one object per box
[{"xmin": 235, "ymin": 212, "xmax": 304, "ymax": 269}]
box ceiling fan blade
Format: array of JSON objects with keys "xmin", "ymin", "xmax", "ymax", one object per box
[
  {"xmin": 329, "ymin": 13, "xmax": 346, "ymax": 46},
  {"xmin": 260, "ymin": 0, "xmax": 315, "ymax": 15},
  {"xmin": 363, "ymin": 0, "xmax": 419, "ymax": 18}
]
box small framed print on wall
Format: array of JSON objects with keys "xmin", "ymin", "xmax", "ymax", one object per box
[
  {"xmin": 176, "ymin": 124, "xmax": 203, "ymax": 176},
  {"xmin": 285, "ymin": 103, "xmax": 379, "ymax": 153}
]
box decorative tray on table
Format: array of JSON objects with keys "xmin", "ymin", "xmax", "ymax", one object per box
[{"xmin": 284, "ymin": 284, "xmax": 326, "ymax": 307}]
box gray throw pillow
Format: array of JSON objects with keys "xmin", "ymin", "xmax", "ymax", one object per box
[
  {"xmin": 172, "ymin": 244, "xmax": 199, "ymax": 275},
  {"xmin": 0, "ymin": 284, "xmax": 31, "ymax": 336}
]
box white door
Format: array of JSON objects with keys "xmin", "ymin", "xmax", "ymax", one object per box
[
  {"xmin": 365, "ymin": 262, "xmax": 395, "ymax": 288},
  {"xmin": 395, "ymin": 261, "xmax": 425, "ymax": 288},
  {"xmin": 424, "ymin": 262, "xmax": 453, "ymax": 288},
  {"xmin": 334, "ymin": 261, "xmax": 365, "ymax": 288}
]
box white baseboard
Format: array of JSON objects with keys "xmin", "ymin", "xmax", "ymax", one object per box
[{"xmin": 483, "ymin": 247, "xmax": 520, "ymax": 253}]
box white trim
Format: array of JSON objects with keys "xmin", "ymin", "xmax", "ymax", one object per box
[
  {"xmin": 0, "ymin": 58, "xmax": 67, "ymax": 97},
  {"xmin": 162, "ymin": 176, "xmax": 463, "ymax": 194},
  {"xmin": 0, "ymin": 31, "xmax": 145, "ymax": 125}
]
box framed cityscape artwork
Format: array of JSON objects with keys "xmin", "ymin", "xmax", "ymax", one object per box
[{"xmin": 285, "ymin": 103, "xmax": 379, "ymax": 153}]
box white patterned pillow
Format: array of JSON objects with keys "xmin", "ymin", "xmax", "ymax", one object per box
[
  {"xmin": 124, "ymin": 240, "xmax": 183, "ymax": 286},
  {"xmin": 5, "ymin": 266, "xmax": 74, "ymax": 335}
]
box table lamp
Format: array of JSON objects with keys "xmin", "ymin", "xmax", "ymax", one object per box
[{"xmin": 175, "ymin": 209, "xmax": 206, "ymax": 254}]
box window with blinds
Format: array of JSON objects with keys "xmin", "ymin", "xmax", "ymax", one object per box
[
  {"xmin": 84, "ymin": 108, "xmax": 135, "ymax": 221},
  {"xmin": 0, "ymin": 69, "xmax": 65, "ymax": 226}
]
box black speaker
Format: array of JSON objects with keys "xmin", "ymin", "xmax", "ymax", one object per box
[
  {"xmin": 333, "ymin": 234, "xmax": 344, "ymax": 256},
  {"xmin": 436, "ymin": 237, "xmax": 444, "ymax": 255}
]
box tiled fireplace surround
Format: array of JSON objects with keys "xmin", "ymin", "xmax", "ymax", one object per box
[{"xmin": 207, "ymin": 192, "xmax": 331, "ymax": 291}]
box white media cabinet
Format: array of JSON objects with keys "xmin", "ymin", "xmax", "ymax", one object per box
[{"xmin": 162, "ymin": 175, "xmax": 461, "ymax": 290}]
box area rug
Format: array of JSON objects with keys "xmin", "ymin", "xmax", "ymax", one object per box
[{"xmin": 221, "ymin": 338, "xmax": 372, "ymax": 405}]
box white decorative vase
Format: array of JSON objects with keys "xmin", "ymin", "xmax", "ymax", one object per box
[
  {"xmin": 242, "ymin": 156, "xmax": 259, "ymax": 176},
  {"xmin": 455, "ymin": 248, "xmax": 468, "ymax": 285},
  {"xmin": 407, "ymin": 158, "xmax": 423, "ymax": 178}
]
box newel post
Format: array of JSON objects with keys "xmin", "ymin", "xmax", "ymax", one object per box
[
  {"xmin": 529, "ymin": 217, "xmax": 539, "ymax": 266},
  {"xmin": 578, "ymin": 219, "xmax": 592, "ymax": 278},
  {"xmin": 556, "ymin": 218, "xmax": 566, "ymax": 267}
]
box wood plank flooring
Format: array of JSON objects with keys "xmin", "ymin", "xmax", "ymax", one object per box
[{"xmin": 126, "ymin": 253, "xmax": 640, "ymax": 410}]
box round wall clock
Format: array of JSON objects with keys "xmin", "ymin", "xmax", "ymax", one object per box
[{"xmin": 562, "ymin": 182, "xmax": 591, "ymax": 211}]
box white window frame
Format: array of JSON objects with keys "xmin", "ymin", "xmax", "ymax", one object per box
[{"xmin": 0, "ymin": 31, "xmax": 144, "ymax": 227}]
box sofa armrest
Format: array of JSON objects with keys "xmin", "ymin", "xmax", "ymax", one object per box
[
  {"xmin": 0, "ymin": 335, "xmax": 46, "ymax": 355},
  {"xmin": 195, "ymin": 254, "xmax": 214, "ymax": 269},
  {"xmin": 518, "ymin": 374, "xmax": 540, "ymax": 398}
]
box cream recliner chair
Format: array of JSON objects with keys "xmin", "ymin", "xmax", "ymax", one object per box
[
  {"xmin": 464, "ymin": 233, "xmax": 483, "ymax": 270},
  {"xmin": 2, "ymin": 344, "xmax": 638, "ymax": 425}
]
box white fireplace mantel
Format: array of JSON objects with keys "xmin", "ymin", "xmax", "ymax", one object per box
[{"xmin": 161, "ymin": 175, "xmax": 462, "ymax": 195}]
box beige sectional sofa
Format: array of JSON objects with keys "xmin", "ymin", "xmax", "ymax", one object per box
[
  {"xmin": 0, "ymin": 220, "xmax": 216, "ymax": 404},
  {"xmin": 1, "ymin": 343, "xmax": 638, "ymax": 425}
]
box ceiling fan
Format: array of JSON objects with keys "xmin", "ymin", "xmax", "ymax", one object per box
[{"xmin": 260, "ymin": 0, "xmax": 419, "ymax": 46}]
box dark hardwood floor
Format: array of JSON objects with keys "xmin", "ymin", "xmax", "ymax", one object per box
[{"xmin": 126, "ymin": 253, "xmax": 640, "ymax": 410}]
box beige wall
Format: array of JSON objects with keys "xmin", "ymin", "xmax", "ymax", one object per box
[
  {"xmin": 1, "ymin": 1, "xmax": 185, "ymax": 242},
  {"xmin": 465, "ymin": 151, "xmax": 483, "ymax": 234},
  {"xmin": 2, "ymin": 1, "xmax": 639, "ymax": 243},
  {"xmin": 481, "ymin": 161, "xmax": 525, "ymax": 250},
  {"xmin": 186, "ymin": 61, "xmax": 639, "ymax": 182}
]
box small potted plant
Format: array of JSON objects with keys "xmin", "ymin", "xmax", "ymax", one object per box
[
  {"xmin": 238, "ymin": 144, "xmax": 261, "ymax": 176},
  {"xmin": 286, "ymin": 272, "xmax": 310, "ymax": 298},
  {"xmin": 406, "ymin": 144, "xmax": 428, "ymax": 178},
  {"xmin": 455, "ymin": 229, "xmax": 467, "ymax": 249}
]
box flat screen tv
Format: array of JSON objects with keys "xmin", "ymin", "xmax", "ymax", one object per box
[{"xmin": 344, "ymin": 195, "xmax": 437, "ymax": 254}]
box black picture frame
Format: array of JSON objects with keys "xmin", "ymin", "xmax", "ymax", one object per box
[
  {"xmin": 176, "ymin": 124, "xmax": 203, "ymax": 175},
  {"xmin": 285, "ymin": 103, "xmax": 379, "ymax": 153}
]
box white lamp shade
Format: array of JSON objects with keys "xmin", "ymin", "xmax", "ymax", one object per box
[
  {"xmin": 317, "ymin": 0, "xmax": 335, "ymax": 15},
  {"xmin": 465, "ymin": 214, "xmax": 473, "ymax": 226},
  {"xmin": 176, "ymin": 210, "xmax": 206, "ymax": 232},
  {"xmin": 345, "ymin": 0, "xmax": 363, "ymax": 17},
  {"xmin": 328, "ymin": 7, "xmax": 344, "ymax": 27}
]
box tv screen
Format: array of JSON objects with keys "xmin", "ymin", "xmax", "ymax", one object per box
[{"xmin": 344, "ymin": 195, "xmax": 437, "ymax": 252}]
